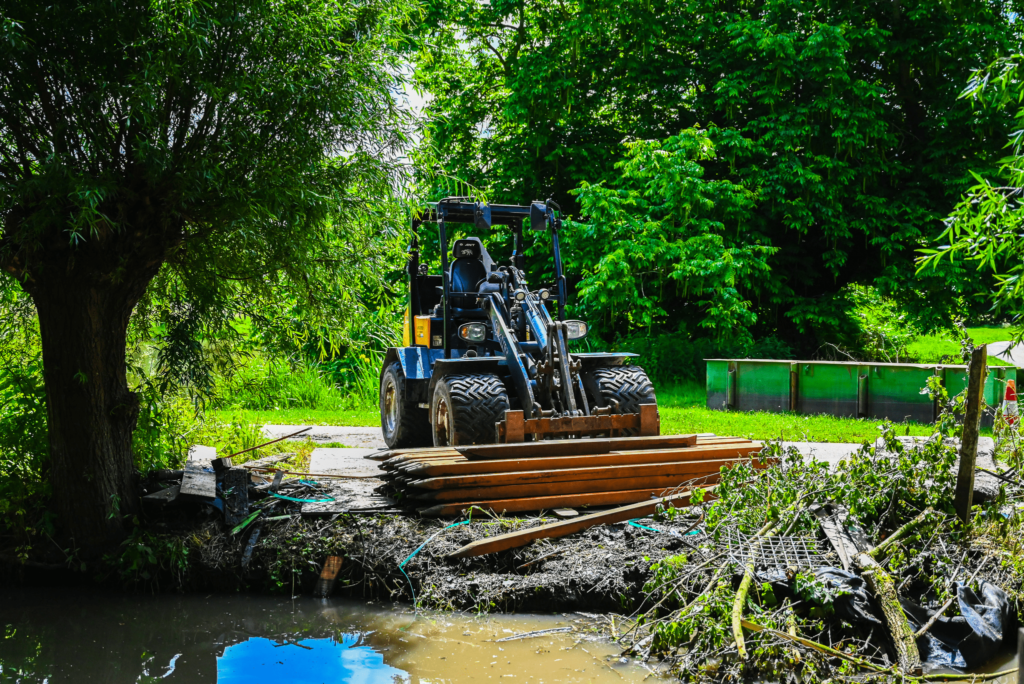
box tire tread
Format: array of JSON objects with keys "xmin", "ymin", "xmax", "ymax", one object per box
[
  {"xmin": 442, "ymin": 373, "xmax": 510, "ymax": 445},
  {"xmin": 584, "ymin": 365, "xmax": 657, "ymax": 436}
]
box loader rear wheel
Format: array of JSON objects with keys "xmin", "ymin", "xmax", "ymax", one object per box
[
  {"xmin": 381, "ymin": 363, "xmax": 432, "ymax": 449},
  {"xmin": 432, "ymin": 374, "xmax": 510, "ymax": 446},
  {"xmin": 583, "ymin": 365, "xmax": 657, "ymax": 436}
]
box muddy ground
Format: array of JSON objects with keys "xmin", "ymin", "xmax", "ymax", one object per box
[{"xmin": 134, "ymin": 496, "xmax": 713, "ymax": 615}]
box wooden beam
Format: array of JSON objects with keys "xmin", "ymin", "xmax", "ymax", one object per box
[
  {"xmin": 639, "ymin": 403, "xmax": 660, "ymax": 436},
  {"xmin": 448, "ymin": 488, "xmax": 712, "ymax": 557},
  {"xmin": 222, "ymin": 467, "xmax": 250, "ymax": 526},
  {"xmin": 419, "ymin": 487, "xmax": 717, "ymax": 517},
  {"xmin": 314, "ymin": 556, "xmax": 344, "ymax": 598},
  {"xmin": 401, "ymin": 443, "xmax": 763, "ymax": 478},
  {"xmin": 411, "ymin": 455, "xmax": 763, "ymax": 490},
  {"xmin": 504, "ymin": 410, "xmax": 525, "ymax": 442},
  {"xmin": 381, "ymin": 452, "xmax": 461, "ymax": 469},
  {"xmin": 411, "ymin": 469, "xmax": 729, "ymax": 502},
  {"xmin": 376, "ymin": 446, "xmax": 462, "ymax": 461},
  {"xmin": 498, "ymin": 412, "xmax": 648, "ymax": 440},
  {"xmin": 456, "ymin": 434, "xmax": 699, "ymax": 460}
]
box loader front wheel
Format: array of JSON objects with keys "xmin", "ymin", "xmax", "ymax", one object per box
[
  {"xmin": 583, "ymin": 365, "xmax": 657, "ymax": 436},
  {"xmin": 381, "ymin": 363, "xmax": 432, "ymax": 449},
  {"xmin": 432, "ymin": 374, "xmax": 510, "ymax": 446}
]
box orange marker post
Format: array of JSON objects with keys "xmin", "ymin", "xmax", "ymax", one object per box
[{"xmin": 1004, "ymin": 379, "xmax": 1018, "ymax": 428}]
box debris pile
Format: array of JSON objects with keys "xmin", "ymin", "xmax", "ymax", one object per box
[
  {"xmin": 625, "ymin": 427, "xmax": 1024, "ymax": 682},
  {"xmin": 143, "ymin": 441, "xmax": 339, "ymax": 539},
  {"xmin": 377, "ymin": 434, "xmax": 767, "ymax": 516}
]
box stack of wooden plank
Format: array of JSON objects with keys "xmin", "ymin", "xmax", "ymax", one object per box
[{"xmin": 377, "ymin": 434, "xmax": 768, "ymax": 516}]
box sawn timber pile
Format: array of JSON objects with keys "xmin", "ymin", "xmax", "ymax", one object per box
[{"xmin": 377, "ymin": 434, "xmax": 768, "ymax": 516}]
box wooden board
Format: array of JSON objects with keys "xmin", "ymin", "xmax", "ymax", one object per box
[
  {"xmin": 448, "ymin": 488, "xmax": 711, "ymax": 557},
  {"xmin": 496, "ymin": 406, "xmax": 659, "ymax": 441},
  {"xmin": 180, "ymin": 446, "xmax": 217, "ymax": 500},
  {"xmin": 379, "ymin": 434, "xmax": 751, "ymax": 466},
  {"xmin": 314, "ymin": 556, "xmax": 344, "ymax": 598},
  {"xmin": 382, "ymin": 451, "xmax": 461, "ymax": 468},
  {"xmin": 222, "ymin": 468, "xmax": 250, "ymax": 526},
  {"xmin": 410, "ymin": 456, "xmax": 760, "ymax": 490},
  {"xmin": 400, "ymin": 443, "xmax": 763, "ymax": 479},
  {"xmin": 412, "ymin": 469, "xmax": 728, "ymax": 502},
  {"xmin": 418, "ymin": 487, "xmax": 713, "ymax": 516},
  {"xmin": 375, "ymin": 446, "xmax": 463, "ymax": 461},
  {"xmin": 142, "ymin": 484, "xmax": 180, "ymax": 505},
  {"xmin": 455, "ymin": 434, "xmax": 699, "ymax": 460}
]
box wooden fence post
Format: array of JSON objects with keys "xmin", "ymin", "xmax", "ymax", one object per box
[{"xmin": 954, "ymin": 345, "xmax": 987, "ymax": 525}]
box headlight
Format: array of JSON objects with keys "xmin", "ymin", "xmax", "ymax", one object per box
[
  {"xmin": 564, "ymin": 320, "xmax": 588, "ymax": 340},
  {"xmin": 514, "ymin": 289, "xmax": 527, "ymax": 302},
  {"xmin": 458, "ymin": 322, "xmax": 487, "ymax": 343},
  {"xmin": 538, "ymin": 289, "xmax": 551, "ymax": 300}
]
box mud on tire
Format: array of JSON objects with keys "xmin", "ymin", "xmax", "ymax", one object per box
[
  {"xmin": 582, "ymin": 365, "xmax": 657, "ymax": 436},
  {"xmin": 380, "ymin": 362, "xmax": 432, "ymax": 449},
  {"xmin": 432, "ymin": 373, "xmax": 510, "ymax": 446}
]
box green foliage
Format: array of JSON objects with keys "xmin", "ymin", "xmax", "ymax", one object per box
[
  {"xmin": 102, "ymin": 528, "xmax": 190, "ymax": 590},
  {"xmin": 792, "ymin": 570, "xmax": 845, "ymax": 618},
  {"xmin": 1, "ymin": 0, "xmax": 412, "ymax": 341},
  {"xmin": 0, "ymin": 0, "xmax": 415, "ymax": 541},
  {"xmin": 564, "ymin": 129, "xmax": 774, "ymax": 343},
  {"xmin": 920, "ymin": 53, "xmax": 1024, "ymax": 319},
  {"xmin": 787, "ymin": 285, "xmax": 923, "ymax": 361},
  {"xmin": 646, "ymin": 554, "xmax": 690, "ymax": 596},
  {"xmin": 0, "ymin": 280, "xmax": 50, "ymax": 544},
  {"xmin": 705, "ymin": 423, "xmax": 959, "ymax": 539},
  {"xmin": 212, "ymin": 354, "xmax": 351, "ymax": 412},
  {"xmin": 412, "ymin": 0, "xmax": 1019, "ymax": 348}
]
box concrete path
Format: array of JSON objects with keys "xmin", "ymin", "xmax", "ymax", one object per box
[
  {"xmin": 986, "ymin": 340, "xmax": 1023, "ymax": 368},
  {"xmin": 262, "ymin": 424, "xmax": 386, "ymax": 449},
  {"xmin": 782, "ymin": 441, "xmax": 862, "ymax": 466},
  {"xmin": 308, "ymin": 448, "xmax": 383, "ymax": 477}
]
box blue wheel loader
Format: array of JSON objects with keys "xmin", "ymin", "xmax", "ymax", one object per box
[{"xmin": 379, "ymin": 198, "xmax": 658, "ymax": 448}]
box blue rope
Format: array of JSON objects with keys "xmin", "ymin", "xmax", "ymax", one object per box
[{"xmin": 399, "ymin": 520, "xmax": 471, "ymax": 609}]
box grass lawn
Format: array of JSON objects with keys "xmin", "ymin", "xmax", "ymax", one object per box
[
  {"xmin": 907, "ymin": 326, "xmax": 1016, "ymax": 365},
  {"xmin": 211, "ymin": 380, "xmax": 960, "ymax": 444},
  {"xmin": 656, "ymin": 381, "xmax": 942, "ymax": 443}
]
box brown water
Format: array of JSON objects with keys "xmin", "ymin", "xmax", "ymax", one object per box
[{"xmin": 0, "ymin": 588, "xmax": 657, "ymax": 683}]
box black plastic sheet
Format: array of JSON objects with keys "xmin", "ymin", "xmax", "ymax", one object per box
[{"xmin": 813, "ymin": 567, "xmax": 1013, "ymax": 671}]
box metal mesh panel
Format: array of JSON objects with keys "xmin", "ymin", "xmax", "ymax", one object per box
[{"xmin": 724, "ymin": 529, "xmax": 828, "ymax": 569}]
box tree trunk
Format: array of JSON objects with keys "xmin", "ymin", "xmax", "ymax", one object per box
[{"xmin": 30, "ymin": 274, "xmax": 151, "ymax": 551}]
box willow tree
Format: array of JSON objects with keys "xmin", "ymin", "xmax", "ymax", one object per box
[{"xmin": 0, "ymin": 0, "xmax": 408, "ymax": 550}]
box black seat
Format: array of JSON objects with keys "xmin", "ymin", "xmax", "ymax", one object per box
[{"xmin": 449, "ymin": 238, "xmax": 493, "ymax": 309}]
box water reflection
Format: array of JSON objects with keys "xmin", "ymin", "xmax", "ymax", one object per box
[
  {"xmin": 217, "ymin": 635, "xmax": 406, "ymax": 684},
  {"xmin": 0, "ymin": 588, "xmax": 649, "ymax": 683}
]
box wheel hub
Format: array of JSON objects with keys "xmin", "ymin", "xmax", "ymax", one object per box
[
  {"xmin": 383, "ymin": 378, "xmax": 399, "ymax": 436},
  {"xmin": 434, "ymin": 397, "xmax": 451, "ymax": 445}
]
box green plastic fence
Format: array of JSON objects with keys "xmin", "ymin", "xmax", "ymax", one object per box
[{"xmin": 706, "ymin": 359, "xmax": 1015, "ymax": 427}]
